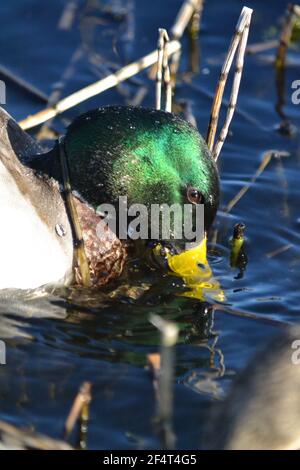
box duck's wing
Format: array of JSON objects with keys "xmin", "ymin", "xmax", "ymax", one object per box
[{"xmin": 0, "ymin": 107, "xmax": 74, "ymax": 290}]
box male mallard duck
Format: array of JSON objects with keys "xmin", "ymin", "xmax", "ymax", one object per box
[{"xmin": 0, "ymin": 105, "xmax": 219, "ymax": 290}]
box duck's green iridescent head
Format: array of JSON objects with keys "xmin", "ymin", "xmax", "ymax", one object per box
[{"xmin": 65, "ymin": 106, "xmax": 219, "ymax": 240}]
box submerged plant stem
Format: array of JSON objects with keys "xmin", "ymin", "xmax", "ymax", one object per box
[{"xmin": 149, "ymin": 314, "xmax": 179, "ymax": 450}]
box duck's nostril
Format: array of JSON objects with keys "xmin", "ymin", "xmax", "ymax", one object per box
[
  {"xmin": 160, "ymin": 246, "xmax": 169, "ymax": 258},
  {"xmin": 148, "ymin": 243, "xmax": 169, "ymax": 271}
]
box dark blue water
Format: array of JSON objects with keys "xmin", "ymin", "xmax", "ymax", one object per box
[{"xmin": 0, "ymin": 0, "xmax": 299, "ymax": 449}]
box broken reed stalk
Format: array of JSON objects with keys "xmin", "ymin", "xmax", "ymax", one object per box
[
  {"xmin": 156, "ymin": 30, "xmax": 164, "ymax": 110},
  {"xmin": 171, "ymin": 0, "xmax": 202, "ymax": 39},
  {"xmin": 64, "ymin": 381, "xmax": 92, "ymax": 444},
  {"xmin": 276, "ymin": 4, "xmax": 300, "ymax": 69},
  {"xmin": 206, "ymin": 6, "xmax": 253, "ymax": 161},
  {"xmin": 187, "ymin": 0, "xmax": 204, "ymax": 74},
  {"xmin": 275, "ymin": 4, "xmax": 300, "ymax": 126},
  {"xmin": 246, "ymin": 5, "xmax": 300, "ymax": 56},
  {"xmin": 170, "ymin": 0, "xmax": 204, "ymax": 84},
  {"xmin": 212, "ymin": 8, "xmax": 252, "ymax": 161},
  {"xmin": 163, "ymin": 35, "xmax": 172, "ymax": 112},
  {"xmin": 156, "ymin": 29, "xmax": 172, "ymax": 112},
  {"xmin": 169, "ymin": 49, "xmax": 182, "ymax": 87},
  {"xmin": 188, "ymin": 0, "xmax": 204, "ymax": 39},
  {"xmin": 150, "ymin": 314, "xmax": 179, "ymax": 450},
  {"xmin": 19, "ymin": 40, "xmax": 181, "ymax": 130}
]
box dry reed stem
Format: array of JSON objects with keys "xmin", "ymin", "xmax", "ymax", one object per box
[
  {"xmin": 266, "ymin": 243, "xmax": 292, "ymax": 258},
  {"xmin": 206, "ymin": 7, "xmax": 253, "ymax": 157},
  {"xmin": 188, "ymin": 0, "xmax": 204, "ymax": 38},
  {"xmin": 187, "ymin": 0, "xmax": 204, "ymax": 74},
  {"xmin": 156, "ymin": 29, "xmax": 172, "ymax": 112},
  {"xmin": 171, "ymin": 0, "xmax": 202, "ymax": 39},
  {"xmin": 247, "ymin": 5, "xmax": 300, "ymax": 55},
  {"xmin": 156, "ymin": 29, "xmax": 165, "ymax": 110},
  {"xmin": 150, "ymin": 314, "xmax": 178, "ymax": 449},
  {"xmin": 212, "ymin": 8, "xmax": 252, "ymax": 161},
  {"xmin": 170, "ymin": 0, "xmax": 204, "ymax": 83},
  {"xmin": 276, "ymin": 4, "xmax": 300, "ymax": 69},
  {"xmin": 19, "ymin": 40, "xmax": 181, "ymax": 130},
  {"xmin": 246, "ymin": 39, "xmax": 278, "ymax": 54},
  {"xmin": 275, "ymin": 4, "xmax": 300, "ymax": 128},
  {"xmin": 169, "ymin": 48, "xmax": 182, "ymax": 85},
  {"xmin": 163, "ymin": 36, "xmax": 172, "ymax": 112}
]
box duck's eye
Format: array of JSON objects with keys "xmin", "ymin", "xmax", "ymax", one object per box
[{"xmin": 187, "ymin": 187, "xmax": 203, "ymax": 204}]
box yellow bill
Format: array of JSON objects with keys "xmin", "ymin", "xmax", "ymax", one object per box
[{"xmin": 157, "ymin": 238, "xmax": 225, "ymax": 302}]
